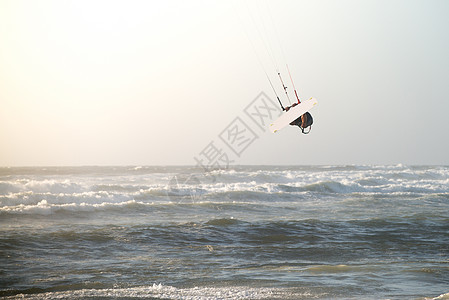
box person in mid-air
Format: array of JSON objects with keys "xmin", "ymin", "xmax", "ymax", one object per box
[{"xmin": 285, "ymin": 103, "xmax": 313, "ymax": 134}]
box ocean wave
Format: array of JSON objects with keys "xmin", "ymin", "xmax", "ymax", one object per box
[
  {"xmin": 3, "ymin": 178, "xmax": 446, "ymax": 204},
  {"xmin": 2, "ymin": 283, "xmax": 299, "ymax": 300},
  {"xmin": 0, "ymin": 198, "xmax": 268, "ymax": 216},
  {"xmin": 91, "ymin": 183, "xmax": 147, "ymax": 193},
  {"xmin": 205, "ymin": 217, "xmax": 241, "ymax": 226},
  {"xmin": 430, "ymin": 292, "xmax": 449, "ymax": 300},
  {"xmin": 2, "ymin": 166, "xmax": 448, "ymax": 195},
  {"xmin": 1, "ymin": 182, "xmax": 447, "ymax": 217},
  {"xmin": 1, "ymin": 166, "xmax": 448, "ymax": 218},
  {"xmin": 305, "ymin": 264, "xmax": 354, "ymax": 274},
  {"xmin": 0, "ymin": 199, "xmax": 150, "ymax": 215}
]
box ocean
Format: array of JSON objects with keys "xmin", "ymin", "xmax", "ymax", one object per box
[{"xmin": 0, "ymin": 165, "xmax": 448, "ymax": 299}]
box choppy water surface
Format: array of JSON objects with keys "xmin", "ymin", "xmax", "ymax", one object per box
[{"xmin": 0, "ymin": 165, "xmax": 448, "ymax": 299}]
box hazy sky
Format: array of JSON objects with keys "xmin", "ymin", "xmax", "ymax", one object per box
[{"xmin": 1, "ymin": 0, "xmax": 448, "ymax": 166}]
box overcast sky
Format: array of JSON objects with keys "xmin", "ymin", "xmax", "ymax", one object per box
[{"xmin": 1, "ymin": 0, "xmax": 448, "ymax": 166}]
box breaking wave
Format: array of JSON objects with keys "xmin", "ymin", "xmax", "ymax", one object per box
[{"xmin": 1, "ymin": 166, "xmax": 448, "ymax": 217}]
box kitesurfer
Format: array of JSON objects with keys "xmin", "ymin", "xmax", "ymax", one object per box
[{"xmin": 285, "ymin": 103, "xmax": 313, "ymax": 133}]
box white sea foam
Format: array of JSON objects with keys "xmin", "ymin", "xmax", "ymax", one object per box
[
  {"xmin": 0, "ymin": 199, "xmax": 152, "ymax": 215},
  {"xmin": 1, "ymin": 166, "xmax": 448, "ymax": 217},
  {"xmin": 431, "ymin": 292, "xmax": 449, "ymax": 300},
  {"xmin": 5, "ymin": 284, "xmax": 310, "ymax": 300}
]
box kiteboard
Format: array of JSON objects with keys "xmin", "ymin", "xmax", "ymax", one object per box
[{"xmin": 270, "ymin": 97, "xmax": 317, "ymax": 133}]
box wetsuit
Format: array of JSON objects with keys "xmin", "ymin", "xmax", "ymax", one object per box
[{"xmin": 290, "ymin": 112, "xmax": 313, "ymax": 128}]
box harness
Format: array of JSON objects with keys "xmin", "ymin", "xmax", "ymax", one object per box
[{"xmin": 291, "ymin": 112, "xmax": 313, "ymax": 134}]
